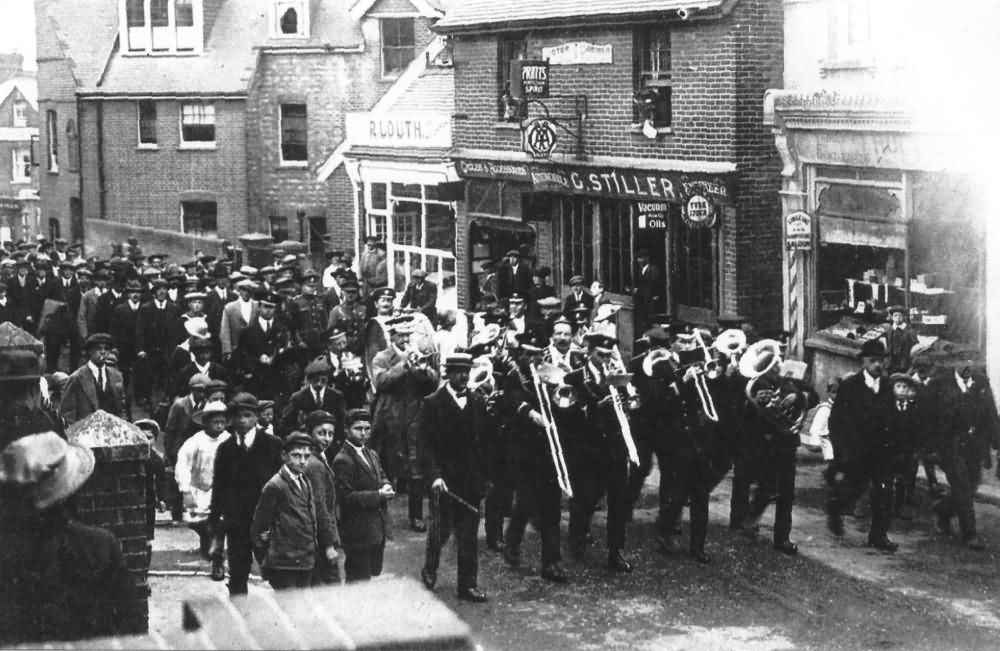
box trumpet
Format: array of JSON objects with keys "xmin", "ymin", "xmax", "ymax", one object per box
[
  {"xmin": 603, "ymin": 364, "xmax": 641, "ymax": 465},
  {"xmin": 405, "ymin": 345, "xmax": 435, "ymax": 371},
  {"xmin": 530, "ymin": 362, "xmax": 573, "ymax": 497}
]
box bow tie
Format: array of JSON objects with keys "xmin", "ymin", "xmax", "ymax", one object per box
[{"xmin": 454, "ymin": 390, "xmax": 469, "ymax": 397}]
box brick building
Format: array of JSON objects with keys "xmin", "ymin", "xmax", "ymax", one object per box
[
  {"xmin": 0, "ymin": 54, "xmax": 40, "ymax": 241},
  {"xmin": 436, "ymin": 0, "xmax": 784, "ymax": 347},
  {"xmin": 35, "ymin": 0, "xmax": 447, "ymax": 263}
]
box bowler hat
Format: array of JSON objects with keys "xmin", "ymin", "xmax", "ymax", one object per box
[
  {"xmin": 858, "ymin": 339, "xmax": 887, "ymax": 359},
  {"xmin": 228, "ymin": 392, "xmax": 259, "ymax": 411},
  {"xmin": 0, "ymin": 432, "xmax": 95, "ymax": 510},
  {"xmin": 84, "ymin": 333, "xmax": 113, "ymax": 350}
]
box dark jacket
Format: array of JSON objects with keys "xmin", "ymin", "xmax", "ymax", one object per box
[
  {"xmin": 497, "ymin": 262, "xmax": 533, "ymax": 301},
  {"xmin": 927, "ymin": 371, "xmax": 1000, "ymax": 458},
  {"xmin": 304, "ymin": 452, "xmax": 342, "ymax": 549},
  {"xmin": 233, "ymin": 318, "xmax": 291, "ymax": 387},
  {"xmin": 280, "ymin": 385, "xmax": 346, "ymax": 441},
  {"xmin": 210, "ymin": 431, "xmax": 283, "ymax": 529},
  {"xmin": 136, "ymin": 299, "xmax": 183, "ymax": 355},
  {"xmin": 370, "ymin": 346, "xmax": 438, "ymax": 480},
  {"xmin": 884, "ymin": 325, "xmax": 919, "ymax": 374},
  {"xmin": 562, "ymin": 290, "xmax": 594, "ymax": 319},
  {"xmin": 251, "ymin": 468, "xmax": 336, "ymax": 572},
  {"xmin": 560, "ymin": 363, "xmax": 629, "ymax": 461},
  {"xmin": 59, "ymin": 363, "xmax": 126, "ymax": 424},
  {"xmin": 333, "ymin": 442, "xmax": 390, "ymax": 548},
  {"xmin": 0, "ymin": 511, "xmax": 140, "ymax": 645},
  {"xmin": 829, "ymin": 370, "xmax": 891, "ymax": 464},
  {"xmin": 109, "ymin": 301, "xmax": 142, "ymax": 366},
  {"xmin": 164, "ymin": 394, "xmax": 200, "ymax": 465},
  {"xmin": 419, "ymin": 385, "xmax": 489, "ymax": 502},
  {"xmin": 401, "ymin": 280, "xmax": 438, "ymax": 325},
  {"xmin": 95, "ymin": 289, "xmax": 126, "ymax": 334},
  {"xmin": 174, "ymin": 361, "xmax": 229, "ymax": 399}
]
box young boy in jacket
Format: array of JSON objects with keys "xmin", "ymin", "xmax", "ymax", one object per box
[{"xmin": 251, "ymin": 432, "xmax": 339, "ymax": 590}]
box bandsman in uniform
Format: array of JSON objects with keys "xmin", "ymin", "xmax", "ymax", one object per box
[
  {"xmin": 370, "ymin": 315, "xmax": 439, "ymax": 532},
  {"xmin": 562, "ymin": 274, "xmax": 593, "ymax": 319},
  {"xmin": 326, "ymin": 279, "xmax": 367, "ymax": 355},
  {"xmin": 501, "ymin": 333, "xmax": 569, "ymax": 583},
  {"xmin": 558, "ymin": 332, "xmax": 634, "ymax": 572},
  {"xmin": 287, "ymin": 269, "xmax": 328, "ymax": 371},
  {"xmin": 535, "ymin": 296, "xmax": 564, "ymax": 336},
  {"xmin": 541, "ymin": 316, "xmax": 583, "ymax": 373},
  {"xmin": 321, "ymin": 327, "xmax": 368, "ymax": 409}
]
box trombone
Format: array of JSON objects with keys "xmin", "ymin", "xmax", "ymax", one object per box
[
  {"xmin": 530, "ymin": 362, "xmax": 573, "ymax": 497},
  {"xmin": 687, "ymin": 329, "xmax": 720, "ymax": 422},
  {"xmin": 603, "ymin": 363, "xmax": 641, "ymax": 466}
]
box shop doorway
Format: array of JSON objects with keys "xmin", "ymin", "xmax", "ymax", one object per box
[{"xmin": 468, "ymin": 219, "xmax": 536, "ymax": 309}]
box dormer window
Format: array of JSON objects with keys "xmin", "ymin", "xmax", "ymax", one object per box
[
  {"xmin": 272, "ymin": 0, "xmax": 309, "ymax": 38},
  {"xmin": 122, "ymin": 0, "xmax": 203, "ymax": 54}
]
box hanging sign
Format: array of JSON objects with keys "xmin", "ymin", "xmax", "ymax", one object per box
[
  {"xmin": 510, "ymin": 60, "xmax": 550, "ymax": 98},
  {"xmin": 636, "ymin": 201, "xmax": 669, "ymax": 230},
  {"xmin": 682, "ymin": 194, "xmax": 716, "ymax": 228},
  {"xmin": 522, "ymin": 118, "xmax": 558, "ymax": 159},
  {"xmin": 786, "ymin": 211, "xmax": 812, "ymax": 251}
]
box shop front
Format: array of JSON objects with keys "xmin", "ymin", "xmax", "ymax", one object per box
[
  {"xmin": 344, "ymin": 111, "xmax": 461, "ymax": 314},
  {"xmin": 453, "ymin": 156, "xmax": 734, "ymax": 355},
  {"xmin": 769, "ymin": 93, "xmax": 992, "ymax": 394}
]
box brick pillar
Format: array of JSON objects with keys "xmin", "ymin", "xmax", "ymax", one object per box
[{"xmin": 67, "ymin": 410, "xmax": 151, "ymax": 635}]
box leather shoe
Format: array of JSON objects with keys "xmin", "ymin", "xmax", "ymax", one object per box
[
  {"xmin": 867, "ymin": 537, "xmax": 898, "ymax": 553},
  {"xmin": 774, "ymin": 540, "xmax": 799, "ymax": 555},
  {"xmin": 420, "ymin": 567, "xmax": 436, "ymax": 590},
  {"xmin": 607, "ymin": 549, "xmax": 633, "ymax": 573},
  {"xmin": 965, "ymin": 536, "xmax": 986, "ymax": 551},
  {"xmin": 457, "ymin": 587, "xmax": 488, "ymax": 603},
  {"xmin": 541, "ymin": 563, "xmax": 568, "ymax": 583},
  {"xmin": 410, "ymin": 518, "xmax": 427, "ymax": 533},
  {"xmin": 690, "ymin": 549, "xmax": 711, "ymax": 564},
  {"xmin": 933, "ymin": 504, "xmax": 953, "ymax": 535},
  {"xmin": 826, "ymin": 512, "xmax": 845, "ymax": 537},
  {"xmin": 502, "ymin": 545, "xmax": 521, "ymax": 568}
]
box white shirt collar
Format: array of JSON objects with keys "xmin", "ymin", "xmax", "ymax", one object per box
[
  {"xmin": 155, "ymin": 299, "xmax": 166, "ymax": 309},
  {"xmin": 312, "ymin": 386, "xmax": 325, "ymax": 403},
  {"xmin": 348, "ymin": 441, "xmax": 369, "ymax": 465},
  {"xmin": 955, "ymin": 371, "xmax": 973, "ymax": 393},
  {"xmin": 194, "ymin": 360, "xmax": 210, "ymax": 375},
  {"xmin": 863, "ymin": 370, "xmax": 880, "ymax": 392},
  {"xmin": 87, "ymin": 361, "xmax": 103, "ymax": 381},
  {"xmin": 236, "ymin": 427, "xmax": 257, "ymax": 449}
]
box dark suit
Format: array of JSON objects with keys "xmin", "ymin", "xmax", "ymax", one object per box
[
  {"xmin": 0, "ymin": 298, "xmax": 26, "ymax": 330},
  {"xmin": 927, "ymin": 372, "xmax": 1000, "ymax": 540},
  {"xmin": 7, "ymin": 274, "xmax": 38, "ymax": 332},
  {"xmin": 59, "ymin": 363, "xmax": 126, "ymax": 424},
  {"xmin": 333, "ymin": 442, "xmax": 390, "ymax": 582},
  {"xmin": 96, "ymin": 289, "xmax": 126, "ymax": 334},
  {"xmin": 828, "ymin": 370, "xmax": 893, "ymax": 541},
  {"xmin": 204, "ymin": 287, "xmax": 235, "ymax": 359},
  {"xmin": 279, "ymin": 385, "xmax": 346, "ymax": 442},
  {"xmin": 527, "ymin": 283, "xmax": 557, "ymax": 318},
  {"xmin": 173, "ymin": 361, "xmax": 229, "ymax": 399},
  {"xmin": 562, "ymin": 290, "xmax": 594, "ymax": 319},
  {"xmin": 209, "ymin": 430, "xmax": 283, "ymax": 595},
  {"xmin": 401, "ymin": 280, "xmax": 438, "ymax": 325},
  {"xmin": 233, "ymin": 318, "xmax": 290, "ymax": 399},
  {"xmin": 135, "ymin": 299, "xmax": 182, "ymax": 405},
  {"xmin": 419, "ymin": 385, "xmax": 488, "ymax": 592},
  {"xmin": 109, "ymin": 301, "xmax": 141, "ymax": 372},
  {"xmin": 304, "ymin": 452, "xmax": 343, "ymax": 585},
  {"xmin": 497, "ymin": 262, "xmax": 533, "ymax": 302},
  {"xmin": 634, "ymin": 262, "xmax": 665, "ymax": 329},
  {"xmin": 884, "ymin": 325, "xmax": 919, "ymax": 374},
  {"xmin": 46, "ymin": 278, "xmax": 82, "ymax": 371}
]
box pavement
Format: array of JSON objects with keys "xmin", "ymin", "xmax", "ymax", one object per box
[{"xmin": 147, "ymin": 450, "xmax": 1000, "ymax": 650}]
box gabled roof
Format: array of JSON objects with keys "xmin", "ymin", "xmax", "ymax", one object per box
[
  {"xmin": 386, "ymin": 66, "xmax": 452, "ymax": 113},
  {"xmin": 349, "ymin": 0, "xmax": 445, "ymax": 20},
  {"xmin": 434, "ymin": 0, "xmax": 733, "ymax": 33},
  {"xmin": 37, "ymin": 0, "xmax": 120, "ymax": 89},
  {"xmin": 0, "ymin": 76, "xmax": 38, "ymax": 110}
]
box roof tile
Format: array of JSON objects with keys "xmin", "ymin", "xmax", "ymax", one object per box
[{"xmin": 436, "ymin": 0, "xmax": 726, "ymax": 31}]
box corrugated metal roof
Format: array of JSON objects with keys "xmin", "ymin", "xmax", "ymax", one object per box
[
  {"xmin": 388, "ymin": 67, "xmax": 453, "ymax": 113},
  {"xmin": 435, "ymin": 0, "xmax": 729, "ymax": 31}
]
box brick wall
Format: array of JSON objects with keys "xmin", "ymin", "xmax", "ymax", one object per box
[
  {"xmin": 86, "ymin": 98, "xmax": 249, "ymax": 245},
  {"xmin": 449, "ymin": 0, "xmax": 784, "ymax": 329}
]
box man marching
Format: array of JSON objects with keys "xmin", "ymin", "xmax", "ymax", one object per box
[{"xmin": 419, "ymin": 353, "xmax": 490, "ymax": 602}]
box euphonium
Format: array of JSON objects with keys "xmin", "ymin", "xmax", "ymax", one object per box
[{"xmin": 739, "ymin": 339, "xmax": 807, "ymax": 436}]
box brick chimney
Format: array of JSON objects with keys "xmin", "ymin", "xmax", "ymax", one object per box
[
  {"xmin": 67, "ymin": 410, "xmax": 151, "ymax": 635},
  {"xmin": 0, "ymin": 53, "xmax": 25, "ymax": 82}
]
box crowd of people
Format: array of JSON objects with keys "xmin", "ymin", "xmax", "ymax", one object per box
[{"xmin": 0, "ymin": 233, "xmax": 998, "ymax": 644}]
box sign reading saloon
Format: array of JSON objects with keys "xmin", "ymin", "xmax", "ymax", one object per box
[
  {"xmin": 345, "ymin": 112, "xmax": 452, "ymax": 149},
  {"xmin": 785, "ymin": 211, "xmax": 812, "ymax": 251}
]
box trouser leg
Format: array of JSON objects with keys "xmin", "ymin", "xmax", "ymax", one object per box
[
  {"xmin": 408, "ymin": 478, "xmax": 424, "ymax": 521},
  {"xmin": 729, "ymin": 453, "xmax": 752, "ymax": 528},
  {"xmin": 538, "ymin": 478, "xmax": 563, "ymax": 565},
  {"xmin": 424, "ymin": 493, "xmax": 453, "ymax": 576},
  {"xmin": 226, "ymin": 527, "xmax": 252, "ymax": 595},
  {"xmin": 773, "ymin": 444, "xmax": 796, "ymax": 544},
  {"xmin": 344, "ymin": 545, "xmax": 373, "ymax": 582},
  {"xmin": 455, "ymin": 506, "xmax": 481, "ymax": 592},
  {"xmin": 606, "ymin": 460, "xmax": 630, "ymax": 551},
  {"xmin": 484, "ymin": 478, "xmax": 511, "ymax": 545},
  {"xmin": 44, "ymin": 335, "xmax": 64, "ymax": 373},
  {"xmin": 312, "ymin": 551, "xmax": 340, "ymax": 585}
]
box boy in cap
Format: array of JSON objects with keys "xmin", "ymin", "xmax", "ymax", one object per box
[
  {"xmin": 334, "ymin": 408, "xmax": 394, "ymax": 582},
  {"xmin": 563, "ymin": 274, "xmax": 594, "ymax": 319},
  {"xmin": 304, "ymin": 410, "xmax": 344, "ymax": 584},
  {"xmin": 280, "ymin": 358, "xmax": 345, "ymax": 440},
  {"xmin": 252, "ymin": 432, "xmax": 340, "ymax": 590},
  {"xmin": 400, "ymin": 268, "xmax": 438, "ymax": 326},
  {"xmin": 419, "ymin": 353, "xmax": 489, "ymax": 602},
  {"xmin": 176, "ymin": 401, "xmax": 232, "ymax": 556},
  {"xmin": 174, "ymin": 336, "xmax": 229, "ymax": 399},
  {"xmin": 528, "ymin": 265, "xmax": 556, "ymax": 318},
  {"xmin": 209, "ymin": 393, "xmax": 283, "ymax": 595},
  {"xmin": 883, "ymin": 305, "xmax": 919, "ymax": 373},
  {"xmin": 498, "ymin": 249, "xmax": 532, "ymax": 302}
]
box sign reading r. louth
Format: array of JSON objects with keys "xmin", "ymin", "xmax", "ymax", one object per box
[{"xmin": 345, "ymin": 112, "xmax": 452, "ymax": 149}]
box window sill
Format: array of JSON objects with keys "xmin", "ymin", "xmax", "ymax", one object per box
[
  {"xmin": 819, "ymin": 57, "xmax": 876, "ymax": 75},
  {"xmin": 46, "ymin": 169, "xmax": 59, "ymax": 175},
  {"xmin": 178, "ymin": 143, "xmax": 217, "ymax": 151},
  {"xmin": 494, "ymin": 122, "xmax": 521, "ymax": 131},
  {"xmin": 11, "ymin": 179, "xmax": 32, "ymax": 185},
  {"xmin": 122, "ymin": 50, "xmax": 202, "ymax": 57},
  {"xmin": 137, "ymin": 143, "xmax": 159, "ymax": 151},
  {"xmin": 278, "ymin": 161, "xmax": 309, "ymax": 169},
  {"xmin": 629, "ymin": 123, "xmax": 673, "ymax": 136}
]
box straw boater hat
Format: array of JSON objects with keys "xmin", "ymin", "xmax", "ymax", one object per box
[
  {"xmin": 0, "ymin": 432, "xmax": 96, "ymax": 510},
  {"xmin": 193, "ymin": 400, "xmax": 229, "ymax": 426}
]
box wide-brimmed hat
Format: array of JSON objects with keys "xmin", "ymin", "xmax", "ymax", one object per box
[
  {"xmin": 193, "ymin": 400, "xmax": 229, "ymax": 425},
  {"xmin": 133, "ymin": 419, "xmax": 161, "ymax": 437},
  {"xmin": 0, "ymin": 432, "xmax": 95, "ymax": 510},
  {"xmin": 184, "ymin": 317, "xmax": 210, "ymax": 339}
]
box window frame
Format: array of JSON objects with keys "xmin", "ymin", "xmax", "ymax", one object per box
[
  {"xmin": 271, "ymin": 0, "xmax": 308, "ymax": 38},
  {"xmin": 670, "ymin": 206, "xmax": 720, "ymax": 317},
  {"xmin": 65, "ymin": 120, "xmax": 79, "ymax": 173},
  {"xmin": 279, "ymin": 103, "xmax": 308, "ymax": 166},
  {"xmin": 137, "ymin": 100, "xmax": 158, "ymax": 147},
  {"xmin": 11, "ymin": 148, "xmax": 31, "ymax": 184},
  {"xmin": 379, "ymin": 17, "xmax": 416, "ymax": 79},
  {"xmin": 633, "ymin": 25, "xmax": 673, "ymax": 129},
  {"xmin": 496, "ymin": 35, "xmax": 528, "ymax": 122},
  {"xmin": 120, "ymin": 0, "xmax": 203, "ymax": 55},
  {"xmin": 12, "ymin": 100, "xmax": 28, "ymax": 128},
  {"xmin": 178, "ymin": 101, "xmax": 216, "ymax": 149},
  {"xmin": 180, "ymin": 200, "xmax": 218, "ymax": 237},
  {"xmin": 269, "ymin": 216, "xmax": 290, "ymax": 243},
  {"xmin": 45, "ymin": 110, "xmax": 58, "ymax": 173}
]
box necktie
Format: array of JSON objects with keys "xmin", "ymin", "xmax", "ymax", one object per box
[
  {"xmin": 897, "ymin": 400, "xmax": 906, "ymax": 412},
  {"xmin": 237, "ymin": 434, "xmax": 245, "ymax": 450},
  {"xmin": 98, "ymin": 368, "xmax": 106, "ymax": 391}
]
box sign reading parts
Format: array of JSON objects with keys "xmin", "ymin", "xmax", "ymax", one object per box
[{"xmin": 786, "ymin": 211, "xmax": 812, "ymax": 251}]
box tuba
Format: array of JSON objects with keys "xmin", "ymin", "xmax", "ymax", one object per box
[{"xmin": 739, "ymin": 339, "xmax": 807, "ymax": 436}]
